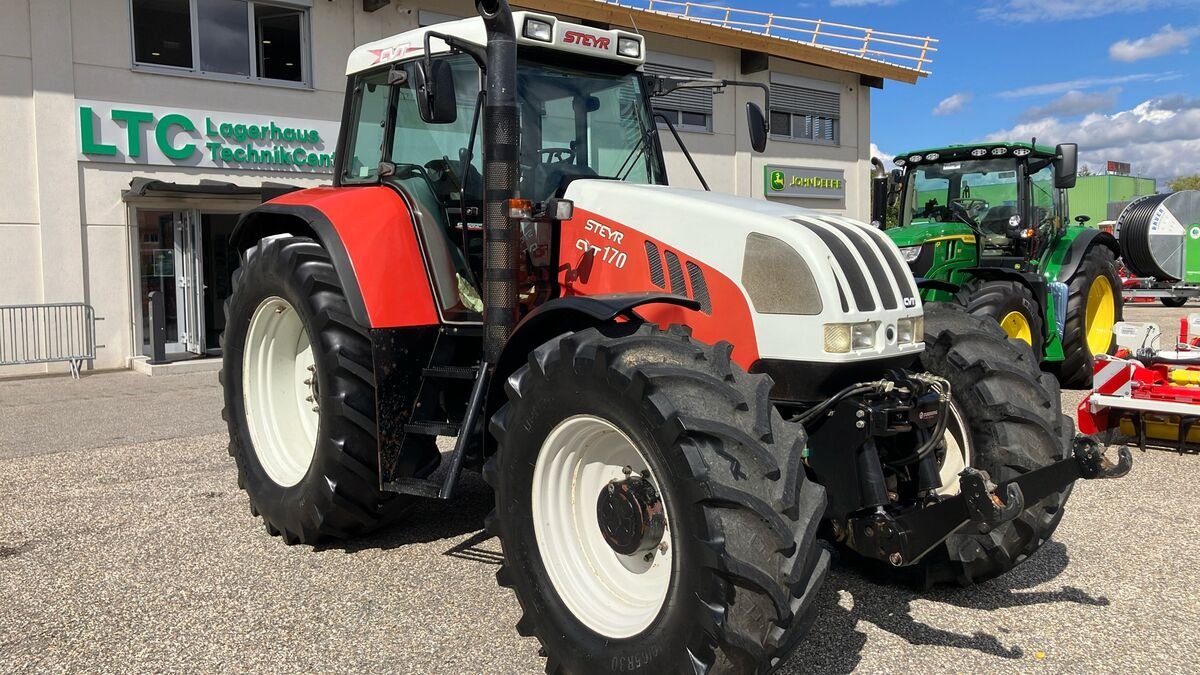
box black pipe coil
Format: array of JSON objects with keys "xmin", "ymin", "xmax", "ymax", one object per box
[{"xmin": 1117, "ymin": 193, "xmax": 1175, "ymax": 280}]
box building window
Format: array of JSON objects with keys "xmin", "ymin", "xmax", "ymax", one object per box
[
  {"xmin": 769, "ymin": 81, "xmax": 840, "ymax": 145},
  {"xmin": 131, "ymin": 0, "xmax": 310, "ymax": 85},
  {"xmin": 644, "ymin": 57, "xmax": 714, "ymax": 133}
]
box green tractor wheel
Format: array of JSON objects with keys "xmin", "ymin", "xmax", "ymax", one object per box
[
  {"xmin": 956, "ymin": 280, "xmax": 1044, "ymax": 357},
  {"xmin": 1050, "ymin": 245, "xmax": 1122, "ymax": 389}
]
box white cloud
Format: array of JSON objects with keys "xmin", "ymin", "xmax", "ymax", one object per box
[
  {"xmin": 986, "ymin": 95, "xmax": 1200, "ymax": 180},
  {"xmin": 979, "ymin": 0, "xmax": 1179, "ymax": 23},
  {"xmin": 1110, "ymin": 24, "xmax": 1198, "ymax": 62},
  {"xmin": 1019, "ymin": 88, "xmax": 1120, "ymax": 120},
  {"xmin": 870, "ymin": 143, "xmax": 896, "ymax": 168},
  {"xmin": 997, "ymin": 72, "xmax": 1178, "ymax": 98},
  {"xmin": 932, "ymin": 92, "xmax": 971, "ymax": 116}
]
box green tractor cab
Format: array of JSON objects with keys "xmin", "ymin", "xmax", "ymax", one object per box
[{"xmin": 879, "ymin": 141, "xmax": 1122, "ymax": 387}]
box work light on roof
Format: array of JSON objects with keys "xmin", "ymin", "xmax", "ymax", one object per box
[
  {"xmin": 523, "ymin": 18, "xmax": 553, "ymax": 42},
  {"xmin": 971, "ymin": 148, "xmax": 988, "ymax": 157},
  {"xmin": 925, "ymin": 152, "xmax": 940, "ymax": 161},
  {"xmin": 617, "ymin": 36, "xmax": 641, "ymax": 58},
  {"xmin": 908, "ymin": 155, "xmax": 923, "ymax": 163},
  {"xmin": 991, "ymin": 147, "xmax": 1008, "ymax": 156},
  {"xmin": 1013, "ymin": 147, "xmax": 1031, "ymax": 157},
  {"xmin": 893, "ymin": 158, "xmax": 906, "ymax": 167}
]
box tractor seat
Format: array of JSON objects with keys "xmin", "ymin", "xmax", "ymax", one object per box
[{"xmin": 979, "ymin": 205, "xmax": 1017, "ymax": 236}]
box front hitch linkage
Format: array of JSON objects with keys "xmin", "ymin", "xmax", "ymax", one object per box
[{"xmin": 845, "ymin": 436, "xmax": 1132, "ymax": 567}]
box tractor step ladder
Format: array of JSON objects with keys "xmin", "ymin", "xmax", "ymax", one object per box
[{"xmin": 382, "ymin": 325, "xmax": 487, "ymax": 500}]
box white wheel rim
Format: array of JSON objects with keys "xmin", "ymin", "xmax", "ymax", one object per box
[
  {"xmin": 242, "ymin": 296, "xmax": 319, "ymax": 487},
  {"xmin": 531, "ymin": 414, "xmax": 672, "ymax": 639},
  {"xmin": 936, "ymin": 401, "xmax": 972, "ymax": 496}
]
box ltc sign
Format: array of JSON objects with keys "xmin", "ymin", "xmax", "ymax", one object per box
[
  {"xmin": 76, "ymin": 100, "xmax": 340, "ymax": 173},
  {"xmin": 765, "ymin": 165, "xmax": 846, "ymax": 200}
]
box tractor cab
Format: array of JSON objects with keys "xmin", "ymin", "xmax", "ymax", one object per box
[
  {"xmin": 887, "ymin": 142, "xmax": 1078, "ymax": 279},
  {"xmin": 339, "ymin": 15, "xmax": 668, "ymax": 322}
]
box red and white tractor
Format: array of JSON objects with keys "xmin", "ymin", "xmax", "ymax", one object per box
[{"xmin": 221, "ymin": 2, "xmax": 1129, "ymax": 671}]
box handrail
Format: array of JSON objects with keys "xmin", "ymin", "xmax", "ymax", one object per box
[{"xmin": 598, "ymin": 0, "xmax": 938, "ymax": 74}]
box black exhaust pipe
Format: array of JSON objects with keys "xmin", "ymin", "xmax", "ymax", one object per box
[{"xmin": 477, "ymin": 0, "xmax": 520, "ymax": 363}]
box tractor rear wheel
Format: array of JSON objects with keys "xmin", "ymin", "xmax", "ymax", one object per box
[
  {"xmin": 957, "ymin": 279, "xmax": 1044, "ymax": 358},
  {"xmin": 910, "ymin": 302, "xmax": 1073, "ymax": 586},
  {"xmin": 487, "ymin": 324, "xmax": 828, "ymax": 673},
  {"xmin": 1050, "ymin": 245, "xmax": 1122, "ymax": 388},
  {"xmin": 221, "ymin": 236, "xmax": 439, "ymax": 544}
]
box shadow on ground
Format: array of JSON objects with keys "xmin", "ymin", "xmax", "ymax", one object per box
[
  {"xmin": 313, "ymin": 469, "xmax": 495, "ymax": 557},
  {"xmin": 781, "ymin": 541, "xmax": 1109, "ymax": 673}
]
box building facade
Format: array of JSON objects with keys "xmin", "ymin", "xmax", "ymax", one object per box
[{"xmin": 0, "ymin": 0, "xmax": 924, "ymax": 375}]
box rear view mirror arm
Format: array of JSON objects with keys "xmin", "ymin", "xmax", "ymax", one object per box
[{"xmin": 653, "ymin": 111, "xmax": 710, "ymax": 191}]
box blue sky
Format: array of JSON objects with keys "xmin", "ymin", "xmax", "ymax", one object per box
[{"xmin": 741, "ymin": 0, "xmax": 1200, "ymax": 179}]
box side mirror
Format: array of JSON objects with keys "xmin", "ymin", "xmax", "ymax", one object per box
[
  {"xmin": 413, "ymin": 59, "xmax": 458, "ymax": 124},
  {"xmin": 746, "ymin": 102, "xmax": 768, "ymax": 153},
  {"xmin": 1054, "ymin": 142, "xmax": 1078, "ymax": 189}
]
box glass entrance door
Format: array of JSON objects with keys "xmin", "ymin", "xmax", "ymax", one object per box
[
  {"xmin": 174, "ymin": 211, "xmax": 205, "ymax": 354},
  {"xmin": 137, "ymin": 206, "xmax": 244, "ymax": 359}
]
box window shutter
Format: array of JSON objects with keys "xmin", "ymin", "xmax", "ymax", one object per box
[
  {"xmin": 644, "ymin": 62, "xmax": 714, "ymax": 116},
  {"xmin": 771, "ymin": 83, "xmax": 840, "ymax": 119}
]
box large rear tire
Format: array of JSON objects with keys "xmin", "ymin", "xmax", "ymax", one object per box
[
  {"xmin": 911, "ymin": 302, "xmax": 1073, "ymax": 586},
  {"xmin": 221, "ymin": 236, "xmax": 439, "ymax": 544},
  {"xmin": 957, "ymin": 279, "xmax": 1044, "ymax": 357},
  {"xmin": 1051, "ymin": 245, "xmax": 1122, "ymax": 388},
  {"xmin": 487, "ymin": 324, "xmax": 829, "ymax": 673}
]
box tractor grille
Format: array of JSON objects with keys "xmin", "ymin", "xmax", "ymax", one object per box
[
  {"xmin": 686, "ymin": 261, "xmax": 712, "ymax": 314},
  {"xmin": 664, "ymin": 250, "xmax": 687, "ymax": 297},
  {"xmin": 791, "ymin": 215, "xmax": 917, "ymax": 313},
  {"xmin": 645, "ymin": 241, "xmax": 666, "ymax": 288}
]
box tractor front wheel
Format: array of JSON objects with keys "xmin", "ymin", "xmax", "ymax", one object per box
[
  {"xmin": 221, "ymin": 236, "xmax": 439, "ymax": 544},
  {"xmin": 915, "ymin": 302, "xmax": 1073, "ymax": 586},
  {"xmin": 957, "ymin": 279, "xmax": 1045, "ymax": 357},
  {"xmin": 1161, "ymin": 296, "xmax": 1188, "ymax": 308},
  {"xmin": 487, "ymin": 324, "xmax": 828, "ymax": 673},
  {"xmin": 1051, "ymin": 245, "xmax": 1122, "ymax": 388}
]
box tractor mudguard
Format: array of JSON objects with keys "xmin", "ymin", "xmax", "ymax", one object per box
[
  {"xmin": 915, "ymin": 277, "xmax": 959, "ymax": 295},
  {"xmin": 1048, "ymin": 229, "xmax": 1120, "ymax": 283},
  {"xmin": 231, "ymin": 186, "xmax": 439, "ymax": 328},
  {"xmin": 493, "ymin": 293, "xmax": 701, "ymax": 380}
]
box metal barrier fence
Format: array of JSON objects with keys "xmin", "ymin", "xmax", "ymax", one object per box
[{"xmin": 0, "ymin": 303, "xmax": 98, "ymax": 378}]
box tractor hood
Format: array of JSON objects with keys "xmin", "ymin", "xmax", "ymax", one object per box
[
  {"xmin": 560, "ymin": 180, "xmax": 924, "ymax": 364},
  {"xmin": 886, "ymin": 221, "xmax": 974, "ymax": 248}
]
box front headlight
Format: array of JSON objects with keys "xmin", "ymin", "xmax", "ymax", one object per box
[
  {"xmin": 824, "ymin": 322, "xmax": 878, "ymax": 353},
  {"xmin": 896, "ymin": 316, "xmax": 924, "ymax": 343},
  {"xmin": 899, "ymin": 245, "xmax": 922, "ymax": 263},
  {"xmin": 742, "ymin": 233, "xmax": 822, "ymax": 315}
]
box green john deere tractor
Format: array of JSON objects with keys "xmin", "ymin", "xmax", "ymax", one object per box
[{"xmin": 876, "ymin": 141, "xmax": 1122, "ymax": 388}]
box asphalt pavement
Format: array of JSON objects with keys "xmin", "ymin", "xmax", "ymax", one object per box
[{"xmin": 2, "ymin": 304, "xmax": 1199, "ymax": 673}]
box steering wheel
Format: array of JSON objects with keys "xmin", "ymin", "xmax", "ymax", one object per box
[
  {"xmin": 947, "ymin": 199, "xmax": 982, "ymax": 227},
  {"xmin": 540, "ymin": 147, "xmax": 576, "ymax": 164},
  {"xmin": 950, "ymin": 198, "xmax": 989, "ymax": 219}
]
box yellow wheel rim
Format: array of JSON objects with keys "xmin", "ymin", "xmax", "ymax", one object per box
[
  {"xmin": 1085, "ymin": 275, "xmax": 1116, "ymax": 355},
  {"xmin": 999, "ymin": 311, "xmax": 1033, "ymax": 345}
]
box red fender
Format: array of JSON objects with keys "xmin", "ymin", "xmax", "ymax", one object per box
[{"xmin": 267, "ymin": 187, "xmax": 439, "ymax": 328}]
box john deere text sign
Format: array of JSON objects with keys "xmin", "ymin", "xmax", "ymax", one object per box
[
  {"xmin": 765, "ymin": 165, "xmax": 845, "ymax": 200},
  {"xmin": 76, "ymin": 100, "xmax": 339, "ymax": 173}
]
